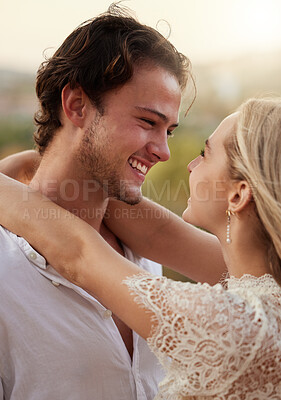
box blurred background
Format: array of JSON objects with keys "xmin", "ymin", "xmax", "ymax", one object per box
[{"xmin": 1, "ymin": 0, "xmax": 281, "ymax": 278}]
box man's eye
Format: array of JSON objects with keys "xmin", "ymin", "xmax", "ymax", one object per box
[
  {"xmin": 200, "ymin": 149, "xmax": 205, "ymax": 157},
  {"xmin": 140, "ymin": 118, "xmax": 155, "ymax": 126},
  {"xmin": 167, "ymin": 131, "xmax": 174, "ymax": 138}
]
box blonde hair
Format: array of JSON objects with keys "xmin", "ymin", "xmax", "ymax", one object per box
[{"xmin": 225, "ymin": 98, "xmax": 281, "ymax": 285}]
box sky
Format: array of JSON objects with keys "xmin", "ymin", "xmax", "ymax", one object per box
[{"xmin": 1, "ymin": 0, "xmax": 281, "ymax": 73}]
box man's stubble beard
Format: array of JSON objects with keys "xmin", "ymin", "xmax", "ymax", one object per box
[{"xmin": 76, "ymin": 116, "xmax": 142, "ymax": 205}]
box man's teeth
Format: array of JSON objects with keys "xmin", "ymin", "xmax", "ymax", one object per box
[
  {"xmin": 129, "ymin": 158, "xmax": 148, "ymax": 174},
  {"xmin": 139, "ymin": 164, "xmax": 147, "ymax": 174}
]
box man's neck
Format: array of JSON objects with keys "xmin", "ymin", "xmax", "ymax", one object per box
[{"xmin": 29, "ymin": 157, "xmax": 108, "ymax": 233}]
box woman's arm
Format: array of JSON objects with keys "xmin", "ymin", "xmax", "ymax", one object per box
[
  {"xmin": 0, "ymin": 173, "xmax": 153, "ymax": 338},
  {"xmin": 0, "ymin": 151, "xmax": 226, "ymax": 284},
  {"xmin": 105, "ymin": 198, "xmax": 226, "ymax": 284},
  {"xmin": 0, "ymin": 150, "xmax": 40, "ymax": 183}
]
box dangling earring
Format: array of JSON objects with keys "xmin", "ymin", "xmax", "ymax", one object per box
[{"xmin": 226, "ymin": 210, "xmax": 234, "ymax": 244}]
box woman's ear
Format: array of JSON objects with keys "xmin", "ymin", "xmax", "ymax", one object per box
[
  {"xmin": 228, "ymin": 180, "xmax": 253, "ymax": 213},
  {"xmin": 61, "ymin": 84, "xmax": 87, "ymax": 128}
]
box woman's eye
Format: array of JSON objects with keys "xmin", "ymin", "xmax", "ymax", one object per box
[
  {"xmin": 167, "ymin": 131, "xmax": 174, "ymax": 138},
  {"xmin": 200, "ymin": 149, "xmax": 205, "ymax": 157}
]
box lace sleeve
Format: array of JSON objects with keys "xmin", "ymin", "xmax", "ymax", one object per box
[{"xmin": 124, "ymin": 274, "xmax": 268, "ymax": 397}]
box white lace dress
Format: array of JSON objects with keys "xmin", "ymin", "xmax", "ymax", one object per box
[{"xmin": 125, "ymin": 274, "xmax": 281, "ymax": 399}]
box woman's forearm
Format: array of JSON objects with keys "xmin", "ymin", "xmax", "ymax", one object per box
[
  {"xmin": 106, "ymin": 198, "xmax": 226, "ymax": 284},
  {"xmin": 0, "ymin": 173, "xmax": 154, "ymax": 339},
  {"xmin": 0, "ymin": 151, "xmax": 226, "ymax": 284}
]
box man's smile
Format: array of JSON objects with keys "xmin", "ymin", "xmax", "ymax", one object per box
[{"xmin": 128, "ymin": 157, "xmax": 149, "ymax": 175}]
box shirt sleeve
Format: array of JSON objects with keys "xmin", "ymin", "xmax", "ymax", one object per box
[{"xmin": 124, "ymin": 274, "xmax": 268, "ymax": 397}]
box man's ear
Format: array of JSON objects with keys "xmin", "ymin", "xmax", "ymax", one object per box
[
  {"xmin": 228, "ymin": 180, "xmax": 253, "ymax": 213},
  {"xmin": 61, "ymin": 84, "xmax": 87, "ymax": 128}
]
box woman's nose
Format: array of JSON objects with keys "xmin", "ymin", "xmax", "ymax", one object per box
[{"xmin": 187, "ymin": 155, "xmax": 201, "ymax": 173}]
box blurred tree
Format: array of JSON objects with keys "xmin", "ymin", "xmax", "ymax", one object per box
[{"xmin": 0, "ymin": 118, "xmax": 34, "ymax": 158}]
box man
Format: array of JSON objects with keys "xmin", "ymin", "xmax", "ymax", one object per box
[{"xmin": 0, "ymin": 5, "xmax": 189, "ymax": 399}]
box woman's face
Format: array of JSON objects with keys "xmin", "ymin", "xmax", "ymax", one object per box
[{"xmin": 182, "ymin": 113, "xmax": 238, "ymax": 235}]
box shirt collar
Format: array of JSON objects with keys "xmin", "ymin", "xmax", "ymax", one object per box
[{"xmin": 3, "ymin": 227, "xmax": 103, "ymax": 303}]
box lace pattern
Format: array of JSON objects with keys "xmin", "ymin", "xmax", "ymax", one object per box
[{"xmin": 124, "ymin": 274, "xmax": 281, "ymax": 399}]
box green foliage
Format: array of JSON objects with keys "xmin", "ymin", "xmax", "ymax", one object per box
[{"xmin": 0, "ymin": 118, "xmax": 34, "ymax": 157}]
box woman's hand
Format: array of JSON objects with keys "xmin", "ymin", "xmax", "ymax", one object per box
[{"xmin": 0, "ymin": 150, "xmax": 41, "ymax": 183}]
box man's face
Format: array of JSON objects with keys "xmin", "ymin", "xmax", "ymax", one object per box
[{"xmin": 77, "ymin": 65, "xmax": 181, "ymax": 204}]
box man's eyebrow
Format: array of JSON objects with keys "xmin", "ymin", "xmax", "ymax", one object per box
[{"xmin": 135, "ymin": 106, "xmax": 179, "ymax": 128}]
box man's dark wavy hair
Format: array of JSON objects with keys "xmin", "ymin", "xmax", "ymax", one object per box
[{"xmin": 34, "ymin": 3, "xmax": 191, "ymax": 154}]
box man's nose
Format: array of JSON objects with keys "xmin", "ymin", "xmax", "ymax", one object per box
[{"xmin": 146, "ymin": 135, "xmax": 170, "ymax": 162}]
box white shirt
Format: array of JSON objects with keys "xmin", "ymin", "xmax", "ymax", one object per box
[{"xmin": 0, "ymin": 226, "xmax": 164, "ymax": 400}]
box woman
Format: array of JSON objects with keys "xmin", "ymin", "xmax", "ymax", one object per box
[{"xmin": 0, "ymin": 98, "xmax": 280, "ymax": 398}]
